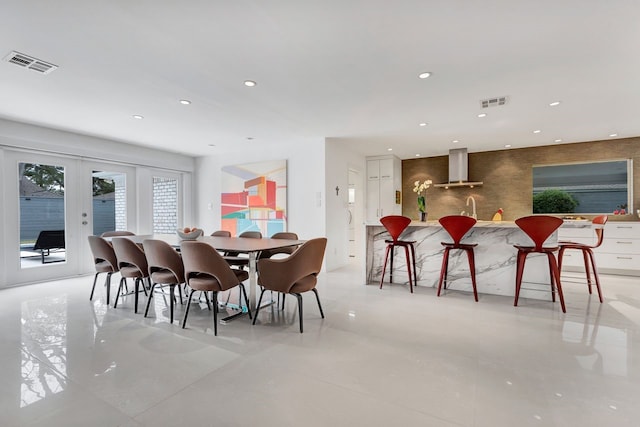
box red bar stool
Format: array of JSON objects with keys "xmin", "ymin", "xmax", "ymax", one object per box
[
  {"xmin": 514, "ymin": 215, "xmax": 566, "ymax": 312},
  {"xmin": 558, "ymin": 215, "xmax": 608, "ymax": 303},
  {"xmin": 379, "ymin": 215, "xmax": 417, "ymax": 293},
  {"xmin": 437, "ymin": 215, "xmax": 478, "ymax": 301}
]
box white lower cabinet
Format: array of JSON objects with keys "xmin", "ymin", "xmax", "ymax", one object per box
[{"xmin": 558, "ymin": 221, "xmax": 640, "ymax": 276}]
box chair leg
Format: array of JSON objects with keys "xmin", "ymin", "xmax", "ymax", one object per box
[
  {"xmin": 403, "ymin": 245, "xmax": 413, "ymax": 293},
  {"xmin": 204, "ymin": 292, "xmax": 211, "ymax": 310},
  {"xmin": 514, "ymin": 251, "xmax": 527, "ymax": 307},
  {"xmin": 182, "ymin": 289, "xmax": 196, "ymax": 329},
  {"xmin": 114, "ymin": 277, "xmax": 125, "ymax": 308},
  {"xmin": 239, "ymin": 284, "xmax": 252, "ymax": 319},
  {"xmin": 294, "ymin": 293, "xmax": 304, "ymax": 333},
  {"xmin": 253, "ymin": 288, "xmax": 267, "ymax": 325},
  {"xmin": 134, "ymin": 278, "xmax": 140, "ymax": 314},
  {"xmin": 547, "ymin": 255, "xmax": 556, "ymax": 303},
  {"xmin": 437, "ymin": 248, "xmax": 450, "ymax": 297},
  {"xmin": 465, "ymin": 248, "xmax": 479, "ymax": 302},
  {"xmin": 169, "ymin": 284, "xmax": 175, "ymax": 323},
  {"xmin": 389, "ymin": 245, "xmax": 395, "ymax": 283},
  {"xmin": 548, "ymin": 254, "xmax": 566, "ymax": 313},
  {"xmin": 178, "ymin": 283, "xmax": 184, "ymax": 305},
  {"xmin": 144, "ymin": 283, "xmax": 157, "ymax": 317},
  {"xmin": 587, "ymin": 250, "xmax": 604, "ymax": 303},
  {"xmin": 312, "ymin": 288, "xmax": 325, "ymax": 318},
  {"xmin": 581, "ymin": 249, "xmax": 593, "ymax": 294},
  {"xmin": 212, "ymin": 291, "xmax": 218, "ymax": 336},
  {"xmin": 380, "ymin": 244, "xmax": 391, "ymax": 289},
  {"xmin": 558, "ymin": 247, "xmax": 566, "ymax": 273},
  {"xmin": 90, "ymin": 272, "xmax": 100, "ymax": 301},
  {"xmin": 105, "ymin": 272, "xmax": 113, "ymax": 306}
]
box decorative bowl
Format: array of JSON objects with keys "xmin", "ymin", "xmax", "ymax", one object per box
[{"xmin": 176, "ymin": 228, "xmax": 203, "ymax": 240}]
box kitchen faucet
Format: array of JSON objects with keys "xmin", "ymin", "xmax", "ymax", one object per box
[{"xmin": 466, "ymin": 196, "xmax": 477, "ymax": 219}]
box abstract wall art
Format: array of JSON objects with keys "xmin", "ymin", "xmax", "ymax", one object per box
[{"xmin": 221, "ymin": 160, "xmax": 287, "ymax": 237}]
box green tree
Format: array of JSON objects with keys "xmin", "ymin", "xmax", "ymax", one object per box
[
  {"xmin": 93, "ymin": 177, "xmax": 115, "ymax": 196},
  {"xmin": 533, "ymin": 189, "xmax": 578, "ymax": 213},
  {"xmin": 22, "ymin": 163, "xmax": 65, "ymax": 194}
]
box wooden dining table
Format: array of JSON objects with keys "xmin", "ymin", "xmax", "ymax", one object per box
[{"xmin": 111, "ymin": 234, "xmax": 305, "ymax": 318}]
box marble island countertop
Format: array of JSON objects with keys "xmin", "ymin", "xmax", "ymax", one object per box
[{"xmin": 366, "ymin": 219, "xmax": 593, "ymax": 229}]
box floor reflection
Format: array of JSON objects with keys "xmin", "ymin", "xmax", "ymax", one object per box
[{"xmin": 20, "ymin": 295, "xmax": 67, "ymax": 407}]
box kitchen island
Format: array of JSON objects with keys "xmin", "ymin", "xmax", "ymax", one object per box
[{"xmin": 366, "ymin": 220, "xmax": 591, "ymax": 300}]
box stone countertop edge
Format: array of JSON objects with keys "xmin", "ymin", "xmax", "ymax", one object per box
[{"xmin": 365, "ymin": 220, "xmax": 611, "ymax": 228}]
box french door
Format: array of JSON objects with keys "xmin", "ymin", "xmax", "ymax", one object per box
[{"xmin": 2, "ymin": 151, "xmax": 135, "ymax": 286}]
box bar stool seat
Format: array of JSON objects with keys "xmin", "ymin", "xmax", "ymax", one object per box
[
  {"xmin": 379, "ymin": 215, "xmax": 417, "ymax": 293},
  {"xmin": 558, "ymin": 215, "xmax": 608, "ymax": 303},
  {"xmin": 437, "ymin": 215, "xmax": 478, "ymax": 301},
  {"xmin": 514, "ymin": 215, "xmax": 566, "ymax": 312}
]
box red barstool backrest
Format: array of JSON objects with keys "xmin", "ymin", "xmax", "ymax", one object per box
[
  {"xmin": 380, "ymin": 215, "xmax": 411, "ymax": 242},
  {"xmin": 515, "ymin": 215, "xmax": 564, "ymax": 251},
  {"xmin": 439, "ymin": 215, "xmax": 477, "ymax": 245},
  {"xmin": 592, "ymin": 215, "xmax": 608, "ymax": 248}
]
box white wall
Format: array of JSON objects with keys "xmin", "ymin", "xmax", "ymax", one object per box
[
  {"xmin": 194, "ymin": 139, "xmax": 326, "ymax": 240},
  {"xmin": 325, "ymin": 138, "xmax": 367, "ymax": 272}
]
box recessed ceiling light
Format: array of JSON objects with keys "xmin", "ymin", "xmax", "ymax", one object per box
[
  {"xmin": 477, "ymin": 113, "xmax": 487, "ymax": 118},
  {"xmin": 179, "ymin": 99, "xmax": 191, "ymax": 105},
  {"xmin": 244, "ymin": 80, "xmax": 256, "ymax": 87},
  {"xmin": 415, "ymin": 154, "xmax": 421, "ymax": 157},
  {"xmin": 554, "ymin": 139, "xmax": 562, "ymax": 143},
  {"xmin": 452, "ymin": 140, "xmax": 459, "ymax": 143},
  {"xmin": 419, "ymin": 122, "xmax": 428, "ymax": 127},
  {"xmin": 387, "ymin": 148, "xmax": 393, "ymax": 151},
  {"xmin": 246, "ymin": 137, "xmax": 255, "ymax": 140},
  {"xmin": 533, "ymin": 130, "xmax": 541, "ymax": 134},
  {"xmin": 418, "ymin": 72, "xmax": 432, "ymax": 79},
  {"xmin": 132, "ymin": 115, "xmax": 144, "ymax": 120},
  {"xmin": 609, "ymin": 133, "xmax": 618, "ymax": 137},
  {"xmin": 208, "ymin": 144, "xmax": 216, "ymax": 147},
  {"xmin": 549, "ymin": 101, "xmax": 561, "ymax": 107},
  {"xmin": 505, "ymin": 144, "xmax": 512, "ymax": 148}
]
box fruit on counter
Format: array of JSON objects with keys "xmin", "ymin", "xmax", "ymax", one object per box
[
  {"xmin": 491, "ymin": 208, "xmax": 504, "ymax": 221},
  {"xmin": 183, "ymin": 227, "xmax": 200, "ymax": 233}
]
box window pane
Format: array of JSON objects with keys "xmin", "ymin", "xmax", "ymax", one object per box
[
  {"xmin": 92, "ymin": 171, "xmax": 126, "ymax": 235},
  {"xmin": 153, "ymin": 176, "xmax": 178, "ymax": 233},
  {"xmin": 19, "ymin": 163, "xmax": 66, "ymax": 268}
]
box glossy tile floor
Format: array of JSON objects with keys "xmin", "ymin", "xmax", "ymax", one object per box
[{"xmin": 1, "ymin": 265, "xmax": 639, "ymax": 426}]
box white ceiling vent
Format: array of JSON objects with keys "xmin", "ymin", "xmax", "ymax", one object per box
[
  {"xmin": 480, "ymin": 96, "xmax": 507, "ymax": 108},
  {"xmin": 4, "ymin": 51, "xmax": 57, "ymax": 74}
]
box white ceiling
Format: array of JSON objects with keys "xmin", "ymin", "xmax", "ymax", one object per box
[{"xmin": 1, "ymin": 1, "xmax": 639, "ymax": 159}]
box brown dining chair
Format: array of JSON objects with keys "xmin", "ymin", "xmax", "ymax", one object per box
[
  {"xmin": 87, "ymin": 235, "xmax": 119, "ymax": 305},
  {"xmin": 180, "ymin": 241, "xmax": 252, "ymax": 334},
  {"xmin": 112, "ymin": 237, "xmax": 149, "ymax": 313},
  {"xmin": 142, "ymin": 239, "xmax": 185, "ymax": 324},
  {"xmin": 101, "ymin": 231, "xmax": 136, "ymax": 237},
  {"xmin": 211, "ymin": 230, "xmax": 231, "ymax": 237},
  {"xmin": 254, "ymin": 237, "xmax": 327, "ymax": 333},
  {"xmin": 224, "ymin": 230, "xmax": 263, "ymax": 269}
]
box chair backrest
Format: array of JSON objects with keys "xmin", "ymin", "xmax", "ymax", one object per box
[
  {"xmin": 142, "ymin": 239, "xmax": 184, "ymax": 282},
  {"xmin": 258, "ymin": 238, "xmax": 327, "ymax": 293},
  {"xmin": 34, "ymin": 230, "xmax": 65, "ymax": 250},
  {"xmin": 439, "ymin": 215, "xmax": 476, "ymax": 245},
  {"xmin": 592, "ymin": 215, "xmax": 608, "ymax": 247},
  {"xmin": 180, "ymin": 241, "xmax": 244, "ymax": 291},
  {"xmin": 380, "ymin": 216, "xmax": 411, "ymax": 242},
  {"xmin": 211, "ymin": 230, "xmax": 231, "ymax": 237},
  {"xmin": 515, "ymin": 215, "xmax": 564, "ymax": 251},
  {"xmin": 239, "ymin": 231, "xmax": 262, "ymax": 239},
  {"xmin": 258, "ymin": 232, "xmax": 299, "ymax": 259},
  {"xmin": 87, "ymin": 235, "xmax": 118, "ymax": 271},
  {"xmin": 112, "ymin": 237, "xmax": 148, "ymax": 277},
  {"xmin": 101, "ymin": 230, "xmax": 135, "ymax": 237}
]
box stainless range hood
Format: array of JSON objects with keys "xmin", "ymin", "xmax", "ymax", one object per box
[{"xmin": 433, "ymin": 148, "xmax": 483, "ymax": 188}]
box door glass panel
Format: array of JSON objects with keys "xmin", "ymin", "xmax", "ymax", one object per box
[
  {"xmin": 19, "ymin": 163, "xmax": 66, "ymax": 268},
  {"xmin": 153, "ymin": 176, "xmax": 178, "ymax": 233},
  {"xmin": 92, "ymin": 171, "xmax": 127, "ymax": 235}
]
